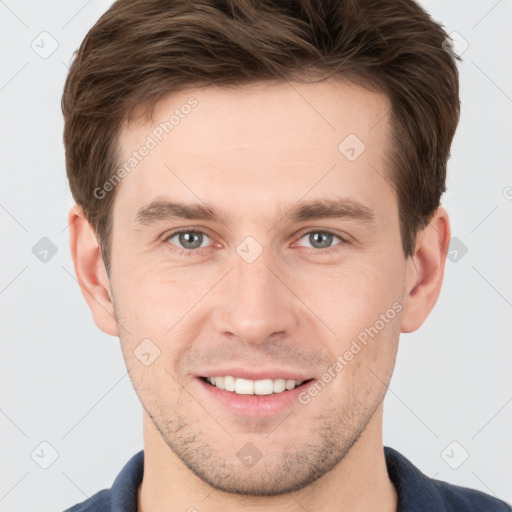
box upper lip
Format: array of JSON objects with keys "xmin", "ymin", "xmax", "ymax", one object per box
[{"xmin": 196, "ymin": 368, "xmax": 315, "ymax": 381}]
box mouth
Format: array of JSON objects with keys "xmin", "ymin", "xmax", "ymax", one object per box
[
  {"xmin": 196, "ymin": 373, "xmax": 317, "ymax": 416},
  {"xmin": 199, "ymin": 376, "xmax": 314, "ymax": 396}
]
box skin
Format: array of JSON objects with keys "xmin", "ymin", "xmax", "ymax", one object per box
[{"xmin": 69, "ymin": 79, "xmax": 450, "ymax": 512}]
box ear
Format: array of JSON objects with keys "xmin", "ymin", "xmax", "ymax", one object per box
[
  {"xmin": 400, "ymin": 206, "xmax": 451, "ymax": 333},
  {"xmin": 68, "ymin": 204, "xmax": 118, "ymax": 336}
]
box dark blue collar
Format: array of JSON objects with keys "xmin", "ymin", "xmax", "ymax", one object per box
[{"xmin": 65, "ymin": 446, "xmax": 511, "ymax": 511}]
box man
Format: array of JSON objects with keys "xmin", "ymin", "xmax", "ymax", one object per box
[{"xmin": 61, "ymin": 0, "xmax": 511, "ymax": 510}]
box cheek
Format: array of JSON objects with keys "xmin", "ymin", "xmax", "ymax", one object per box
[
  {"xmin": 114, "ymin": 264, "xmax": 195, "ymax": 326},
  {"xmin": 291, "ymin": 256, "xmax": 404, "ymax": 331},
  {"xmin": 295, "ymin": 257, "xmax": 403, "ymax": 393},
  {"xmin": 315, "ymin": 305, "xmax": 401, "ymax": 416},
  {"xmin": 112, "ymin": 268, "xmax": 212, "ymax": 374}
]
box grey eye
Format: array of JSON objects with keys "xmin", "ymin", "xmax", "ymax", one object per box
[
  {"xmin": 167, "ymin": 231, "xmax": 210, "ymax": 250},
  {"xmin": 298, "ymin": 231, "xmax": 342, "ymax": 249}
]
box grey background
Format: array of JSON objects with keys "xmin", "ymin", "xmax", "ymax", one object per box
[{"xmin": 1, "ymin": 1, "xmax": 511, "ymax": 510}]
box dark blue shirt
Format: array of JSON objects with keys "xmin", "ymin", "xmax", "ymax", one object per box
[{"xmin": 64, "ymin": 446, "xmax": 511, "ymax": 511}]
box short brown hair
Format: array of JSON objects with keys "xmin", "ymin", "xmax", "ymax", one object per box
[{"xmin": 62, "ymin": 0, "xmax": 460, "ymax": 274}]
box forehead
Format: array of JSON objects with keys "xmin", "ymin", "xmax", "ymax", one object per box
[
  {"xmin": 114, "ymin": 79, "xmax": 393, "ymax": 226},
  {"xmin": 121, "ymin": 79, "xmax": 389, "ymax": 156}
]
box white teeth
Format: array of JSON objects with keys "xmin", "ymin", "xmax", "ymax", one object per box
[
  {"xmin": 235, "ymin": 378, "xmax": 254, "ymax": 395},
  {"xmin": 254, "ymin": 379, "xmax": 273, "ymax": 395},
  {"xmin": 224, "ymin": 375, "xmax": 236, "ymax": 392},
  {"xmin": 273, "ymin": 378, "xmax": 286, "ymax": 393},
  {"xmin": 205, "ymin": 376, "xmax": 307, "ymax": 395}
]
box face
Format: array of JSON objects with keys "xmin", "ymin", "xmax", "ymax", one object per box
[{"xmin": 108, "ymin": 80, "xmax": 407, "ymax": 495}]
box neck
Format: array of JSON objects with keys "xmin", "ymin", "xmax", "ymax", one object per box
[{"xmin": 138, "ymin": 405, "xmax": 396, "ymax": 512}]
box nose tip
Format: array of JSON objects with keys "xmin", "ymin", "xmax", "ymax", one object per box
[{"xmin": 212, "ymin": 255, "xmax": 299, "ymax": 346}]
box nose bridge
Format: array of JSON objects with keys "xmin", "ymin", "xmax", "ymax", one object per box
[
  {"xmin": 234, "ymin": 250, "xmax": 274, "ymax": 305},
  {"xmin": 214, "ymin": 242, "xmax": 298, "ymax": 344}
]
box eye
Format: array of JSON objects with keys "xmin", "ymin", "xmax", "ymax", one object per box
[
  {"xmin": 163, "ymin": 228, "xmax": 348, "ymax": 257},
  {"xmin": 164, "ymin": 229, "xmax": 212, "ymax": 255},
  {"xmin": 296, "ymin": 230, "xmax": 346, "ymax": 251}
]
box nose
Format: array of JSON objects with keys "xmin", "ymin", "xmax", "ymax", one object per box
[{"xmin": 211, "ymin": 248, "xmax": 299, "ymax": 346}]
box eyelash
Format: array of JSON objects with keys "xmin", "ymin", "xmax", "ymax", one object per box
[{"xmin": 163, "ymin": 228, "xmax": 349, "ymax": 257}]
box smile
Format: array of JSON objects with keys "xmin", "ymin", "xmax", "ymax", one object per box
[{"xmin": 201, "ymin": 376, "xmax": 312, "ymax": 395}]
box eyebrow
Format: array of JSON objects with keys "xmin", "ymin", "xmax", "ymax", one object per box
[{"xmin": 134, "ymin": 197, "xmax": 376, "ymax": 227}]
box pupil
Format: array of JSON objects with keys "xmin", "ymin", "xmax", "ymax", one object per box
[
  {"xmin": 180, "ymin": 232, "xmax": 202, "ymax": 249},
  {"xmin": 311, "ymin": 232, "xmax": 332, "ymax": 249}
]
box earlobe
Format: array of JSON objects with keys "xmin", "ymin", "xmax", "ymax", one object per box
[
  {"xmin": 400, "ymin": 207, "xmax": 451, "ymax": 333},
  {"xmin": 68, "ymin": 204, "xmax": 118, "ymax": 337}
]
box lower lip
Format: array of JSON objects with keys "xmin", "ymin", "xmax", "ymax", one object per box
[{"xmin": 196, "ymin": 378, "xmax": 314, "ymax": 417}]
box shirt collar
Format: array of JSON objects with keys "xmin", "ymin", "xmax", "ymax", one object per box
[
  {"xmin": 384, "ymin": 446, "xmax": 447, "ymax": 511},
  {"xmin": 110, "ymin": 450, "xmax": 144, "ymax": 511},
  {"xmin": 109, "ymin": 447, "xmax": 447, "ymax": 512}
]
